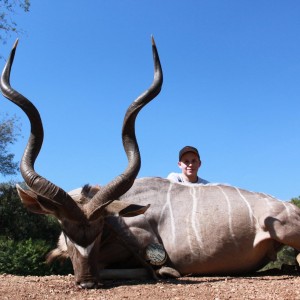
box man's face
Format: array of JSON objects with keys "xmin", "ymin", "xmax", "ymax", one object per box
[{"xmin": 178, "ymin": 152, "xmax": 201, "ymax": 177}]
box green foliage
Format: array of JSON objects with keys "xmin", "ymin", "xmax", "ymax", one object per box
[
  {"xmin": 260, "ymin": 246, "xmax": 297, "ymax": 271},
  {"xmin": 0, "ymin": 0, "xmax": 30, "ymax": 46},
  {"xmin": 291, "ymin": 196, "xmax": 300, "ymax": 209},
  {"xmin": 0, "ymin": 114, "xmax": 21, "ymax": 176},
  {"xmin": 0, "ymin": 182, "xmax": 61, "ymax": 241},
  {"xmin": 0, "ymin": 237, "xmax": 73, "ymax": 275},
  {"xmin": 259, "ymin": 197, "xmax": 300, "ymax": 272},
  {"xmin": 0, "ymin": 182, "xmax": 73, "ymax": 275}
]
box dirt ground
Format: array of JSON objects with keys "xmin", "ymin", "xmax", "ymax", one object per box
[{"xmin": 0, "ymin": 271, "xmax": 300, "ymax": 300}]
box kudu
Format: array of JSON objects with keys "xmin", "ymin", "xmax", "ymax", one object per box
[{"xmin": 2, "ymin": 39, "xmax": 300, "ymax": 290}]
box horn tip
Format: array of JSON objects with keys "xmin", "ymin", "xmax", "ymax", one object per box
[
  {"xmin": 151, "ymin": 35, "xmax": 156, "ymax": 46},
  {"xmin": 13, "ymin": 39, "xmax": 19, "ymax": 49}
]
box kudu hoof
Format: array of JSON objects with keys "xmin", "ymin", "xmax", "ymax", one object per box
[{"xmin": 156, "ymin": 266, "xmax": 181, "ymax": 278}]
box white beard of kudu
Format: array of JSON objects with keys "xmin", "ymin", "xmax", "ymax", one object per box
[{"xmin": 2, "ymin": 39, "xmax": 300, "ymax": 289}]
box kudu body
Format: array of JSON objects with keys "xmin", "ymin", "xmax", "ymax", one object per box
[{"xmin": 2, "ymin": 39, "xmax": 300, "ymax": 289}]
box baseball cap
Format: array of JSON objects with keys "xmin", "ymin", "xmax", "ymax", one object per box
[{"xmin": 179, "ymin": 146, "xmax": 200, "ymax": 161}]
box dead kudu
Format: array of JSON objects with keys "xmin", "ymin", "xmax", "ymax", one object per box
[{"xmin": 2, "ymin": 39, "xmax": 300, "ymax": 289}]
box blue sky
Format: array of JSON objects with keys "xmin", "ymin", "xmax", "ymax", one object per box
[{"xmin": 1, "ymin": 1, "xmax": 300, "ymax": 201}]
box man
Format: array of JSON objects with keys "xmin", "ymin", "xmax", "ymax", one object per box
[{"xmin": 167, "ymin": 146, "xmax": 209, "ymax": 184}]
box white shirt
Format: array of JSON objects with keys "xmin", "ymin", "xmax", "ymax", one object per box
[{"xmin": 167, "ymin": 172, "xmax": 209, "ymax": 184}]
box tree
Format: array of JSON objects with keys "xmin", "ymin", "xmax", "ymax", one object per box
[
  {"xmin": 0, "ymin": 0, "xmax": 30, "ymax": 46},
  {"xmin": 0, "ymin": 114, "xmax": 20, "ymax": 176},
  {"xmin": 291, "ymin": 196, "xmax": 300, "ymax": 208},
  {"xmin": 0, "ymin": 182, "xmax": 60, "ymax": 241},
  {"xmin": 0, "ymin": 182, "xmax": 73, "ymax": 275}
]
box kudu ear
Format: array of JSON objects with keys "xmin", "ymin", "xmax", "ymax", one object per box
[
  {"xmin": 16, "ymin": 184, "xmax": 82, "ymax": 222},
  {"xmin": 109, "ymin": 202, "xmax": 151, "ymax": 217},
  {"xmin": 16, "ymin": 184, "xmax": 56, "ymax": 215},
  {"xmin": 88, "ymin": 200, "xmax": 150, "ymax": 222}
]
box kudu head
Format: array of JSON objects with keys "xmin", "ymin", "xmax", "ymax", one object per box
[{"xmin": 0, "ymin": 38, "xmax": 163, "ymax": 288}]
